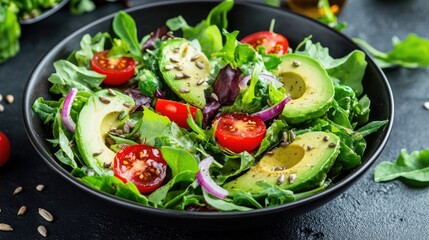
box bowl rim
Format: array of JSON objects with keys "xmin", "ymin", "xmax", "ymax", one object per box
[
  {"xmin": 19, "ymin": 0, "xmax": 70, "ymax": 25},
  {"xmin": 22, "ymin": 0, "xmax": 394, "ymax": 220}
]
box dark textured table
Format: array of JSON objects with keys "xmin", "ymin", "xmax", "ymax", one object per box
[{"xmin": 1, "ymin": 0, "xmax": 428, "ymax": 239}]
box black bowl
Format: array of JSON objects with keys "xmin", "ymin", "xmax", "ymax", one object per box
[
  {"xmin": 19, "ymin": 0, "xmax": 70, "ymax": 25},
  {"xmin": 22, "ymin": 0, "xmax": 394, "ymax": 230}
]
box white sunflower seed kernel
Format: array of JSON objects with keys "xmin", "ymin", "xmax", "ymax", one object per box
[
  {"xmin": 37, "ymin": 225, "xmax": 48, "ymax": 237},
  {"xmin": 38, "ymin": 208, "xmax": 54, "ymax": 222}
]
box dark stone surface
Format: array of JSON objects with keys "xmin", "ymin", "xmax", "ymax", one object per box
[{"xmin": 1, "ymin": 0, "xmax": 428, "ymax": 239}]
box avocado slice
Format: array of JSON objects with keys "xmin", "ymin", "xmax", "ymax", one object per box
[
  {"xmin": 159, "ymin": 38, "xmax": 211, "ymax": 108},
  {"xmin": 274, "ymin": 54, "xmax": 335, "ymax": 124},
  {"xmin": 75, "ymin": 89, "xmax": 135, "ymax": 176},
  {"xmin": 223, "ymin": 132, "xmax": 340, "ymax": 193}
]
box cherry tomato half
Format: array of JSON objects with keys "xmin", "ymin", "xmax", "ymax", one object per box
[
  {"xmin": 0, "ymin": 131, "xmax": 11, "ymax": 167},
  {"xmin": 214, "ymin": 113, "xmax": 266, "ymax": 153},
  {"xmin": 113, "ymin": 144, "xmax": 167, "ymax": 194},
  {"xmin": 241, "ymin": 31, "xmax": 289, "ymax": 55},
  {"xmin": 91, "ymin": 50, "xmax": 136, "ymax": 86},
  {"xmin": 155, "ymin": 99, "xmax": 198, "ymax": 129}
]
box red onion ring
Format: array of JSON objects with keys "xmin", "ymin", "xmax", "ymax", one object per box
[
  {"xmin": 61, "ymin": 88, "xmax": 78, "ymax": 133},
  {"xmin": 252, "ymin": 95, "xmax": 291, "ymax": 121},
  {"xmin": 196, "ymin": 156, "xmax": 229, "ymax": 199}
]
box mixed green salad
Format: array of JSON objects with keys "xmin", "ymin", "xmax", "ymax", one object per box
[{"xmin": 33, "ymin": 0, "xmax": 387, "ymax": 212}]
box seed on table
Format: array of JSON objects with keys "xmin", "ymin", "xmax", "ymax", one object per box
[
  {"xmin": 0, "ymin": 94, "xmax": 2, "ymax": 102},
  {"xmin": 17, "ymin": 206, "xmax": 27, "ymax": 216},
  {"xmin": 13, "ymin": 186, "xmax": 23, "ymax": 195},
  {"xmin": 0, "ymin": 104, "xmax": 4, "ymax": 112},
  {"xmin": 36, "ymin": 184, "xmax": 45, "ymax": 192},
  {"xmin": 38, "ymin": 208, "xmax": 54, "ymax": 222},
  {"xmin": 37, "ymin": 225, "xmax": 48, "ymax": 237},
  {"xmin": 5, "ymin": 95, "xmax": 14, "ymax": 104},
  {"xmin": 424, "ymin": 102, "xmax": 429, "ymax": 110},
  {"xmin": 0, "ymin": 223, "xmax": 13, "ymax": 232}
]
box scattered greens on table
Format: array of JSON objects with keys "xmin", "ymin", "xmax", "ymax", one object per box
[
  {"xmin": 375, "ymin": 149, "xmax": 429, "ymax": 188},
  {"xmin": 32, "ymin": 0, "xmax": 388, "ymax": 211},
  {"xmin": 0, "ymin": 0, "xmax": 20, "ymax": 64}
]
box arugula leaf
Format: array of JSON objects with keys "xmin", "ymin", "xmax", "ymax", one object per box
[
  {"xmin": 296, "ymin": 37, "xmax": 367, "ymax": 96},
  {"xmin": 202, "ymin": 188, "xmax": 253, "ymax": 211},
  {"xmin": 316, "ymin": 0, "xmax": 347, "ymax": 31},
  {"xmin": 32, "ymin": 97, "xmax": 60, "ymax": 124},
  {"xmin": 135, "ymin": 107, "xmax": 171, "ymax": 146},
  {"xmin": 354, "ymin": 34, "xmax": 429, "ymax": 69},
  {"xmin": 112, "ymin": 11, "xmax": 143, "ymax": 61},
  {"xmin": 166, "ymin": 0, "xmax": 233, "ymax": 56},
  {"xmin": 374, "ymin": 149, "xmax": 429, "ymax": 187},
  {"xmin": 69, "ymin": 0, "xmax": 95, "ymax": 15},
  {"xmin": 48, "ymin": 60, "xmax": 105, "ymax": 96},
  {"xmin": 69, "ymin": 33, "xmax": 109, "ymax": 68}
]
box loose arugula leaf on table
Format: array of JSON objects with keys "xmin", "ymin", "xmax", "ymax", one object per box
[
  {"xmin": 70, "ymin": 0, "xmax": 95, "ymax": 15},
  {"xmin": 374, "ymin": 149, "xmax": 429, "ymax": 187},
  {"xmin": 353, "ymin": 34, "xmax": 429, "ymax": 69}
]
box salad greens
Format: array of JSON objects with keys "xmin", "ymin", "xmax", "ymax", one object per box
[
  {"xmin": 32, "ymin": 0, "xmax": 387, "ymax": 211},
  {"xmin": 0, "ymin": 0, "xmax": 20, "ymax": 64},
  {"xmin": 353, "ymin": 35, "xmax": 429, "ymax": 69},
  {"xmin": 374, "ymin": 149, "xmax": 429, "ymax": 187}
]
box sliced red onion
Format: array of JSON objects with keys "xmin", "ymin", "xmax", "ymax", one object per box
[
  {"xmin": 196, "ymin": 156, "xmax": 228, "ymax": 199},
  {"xmin": 61, "ymin": 88, "xmax": 78, "ymax": 133},
  {"xmin": 239, "ymin": 73, "xmax": 283, "ymax": 90},
  {"xmin": 252, "ymin": 95, "xmax": 291, "ymax": 122}
]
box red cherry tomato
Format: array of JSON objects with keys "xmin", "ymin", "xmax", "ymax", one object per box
[
  {"xmin": 155, "ymin": 99, "xmax": 198, "ymax": 129},
  {"xmin": 91, "ymin": 50, "xmax": 136, "ymax": 86},
  {"xmin": 114, "ymin": 144, "xmax": 167, "ymax": 194},
  {"xmin": 0, "ymin": 131, "xmax": 11, "ymax": 167},
  {"xmin": 214, "ymin": 113, "xmax": 266, "ymax": 153},
  {"xmin": 241, "ymin": 31, "xmax": 289, "ymax": 55}
]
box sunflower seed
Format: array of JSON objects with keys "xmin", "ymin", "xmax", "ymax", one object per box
[
  {"xmin": 103, "ymin": 161, "xmax": 112, "ymax": 168},
  {"xmin": 17, "ymin": 206, "xmax": 27, "ymax": 216},
  {"xmin": 36, "ymin": 184, "xmax": 45, "ymax": 192},
  {"xmin": 0, "ymin": 94, "xmax": 2, "ymax": 102},
  {"xmin": 282, "ymin": 131, "xmax": 288, "ymax": 142},
  {"xmin": 190, "ymin": 54, "xmax": 200, "ymax": 61},
  {"xmin": 37, "ymin": 225, "xmax": 48, "ymax": 237},
  {"xmin": 38, "ymin": 208, "xmax": 54, "ymax": 222},
  {"xmin": 179, "ymin": 88, "xmax": 190, "ymax": 93},
  {"xmin": 164, "ymin": 64, "xmax": 174, "ymax": 71},
  {"xmin": 0, "ymin": 223, "xmax": 13, "ymax": 232},
  {"xmin": 277, "ymin": 174, "xmax": 285, "ymax": 185},
  {"xmin": 123, "ymin": 102, "xmax": 132, "ymax": 108},
  {"xmin": 173, "ymin": 47, "xmax": 180, "ymax": 53},
  {"xmin": 0, "ymin": 104, "xmax": 4, "ymax": 112},
  {"xmin": 292, "ymin": 61, "xmax": 301, "ymax": 67},
  {"xmin": 289, "ymin": 130, "xmax": 296, "ymax": 142},
  {"xmin": 195, "ymin": 61, "xmax": 205, "ymax": 69},
  {"xmin": 329, "ymin": 142, "xmax": 337, "ymax": 148},
  {"xmin": 289, "ymin": 174, "xmax": 297, "ymax": 184},
  {"xmin": 107, "ymin": 89, "xmax": 117, "ymax": 96},
  {"xmin": 196, "ymin": 78, "xmax": 205, "ymax": 86},
  {"xmin": 323, "ymin": 135, "xmax": 330, "ymax": 141},
  {"xmin": 13, "ymin": 186, "xmax": 23, "ymax": 195},
  {"xmin": 170, "ymin": 57, "xmax": 179, "ymax": 63},
  {"xmin": 99, "ymin": 96, "xmax": 111, "ymax": 104},
  {"xmin": 307, "ymin": 145, "xmax": 314, "ymax": 151},
  {"xmin": 5, "ymin": 95, "xmax": 14, "ymax": 104},
  {"xmin": 424, "ymin": 102, "xmax": 429, "ymax": 110},
  {"xmin": 211, "ymin": 93, "xmax": 219, "ymax": 102},
  {"xmin": 92, "ymin": 149, "xmax": 104, "ymax": 157},
  {"xmin": 174, "ymin": 65, "xmax": 183, "ymax": 71},
  {"xmin": 280, "ymin": 141, "xmax": 289, "ymax": 147}
]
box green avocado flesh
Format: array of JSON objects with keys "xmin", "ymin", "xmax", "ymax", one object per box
[
  {"xmin": 275, "ymin": 54, "xmax": 335, "ymax": 124},
  {"xmin": 223, "ymin": 131, "xmax": 340, "ymax": 193},
  {"xmin": 75, "ymin": 89, "xmax": 135, "ymax": 176},
  {"xmin": 159, "ymin": 38, "xmax": 211, "ymax": 108}
]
